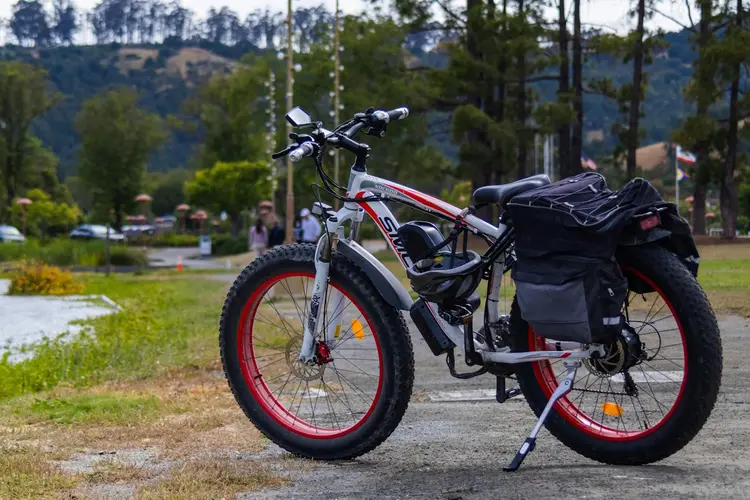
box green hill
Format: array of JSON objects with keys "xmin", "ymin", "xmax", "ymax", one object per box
[{"xmin": 1, "ymin": 29, "xmax": 706, "ymax": 178}]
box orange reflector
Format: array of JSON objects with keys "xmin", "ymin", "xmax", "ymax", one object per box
[
  {"xmin": 351, "ymin": 319, "xmax": 365, "ymax": 340},
  {"xmin": 601, "ymin": 402, "xmax": 624, "ymax": 417}
]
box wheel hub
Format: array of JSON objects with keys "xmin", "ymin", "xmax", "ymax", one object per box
[
  {"xmin": 284, "ymin": 338, "xmax": 325, "ymax": 381},
  {"xmin": 585, "ymin": 323, "xmax": 645, "ymax": 376}
]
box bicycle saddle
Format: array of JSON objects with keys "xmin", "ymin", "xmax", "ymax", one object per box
[{"xmin": 472, "ymin": 174, "xmax": 551, "ymax": 207}]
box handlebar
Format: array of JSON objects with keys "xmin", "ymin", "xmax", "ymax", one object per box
[
  {"xmin": 272, "ymin": 106, "xmax": 410, "ymax": 161},
  {"xmin": 371, "ymin": 107, "xmax": 409, "ymax": 124},
  {"xmin": 289, "ymin": 142, "xmax": 316, "ymax": 162}
]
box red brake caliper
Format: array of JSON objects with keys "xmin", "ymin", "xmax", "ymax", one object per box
[{"xmin": 315, "ymin": 341, "xmax": 333, "ymax": 365}]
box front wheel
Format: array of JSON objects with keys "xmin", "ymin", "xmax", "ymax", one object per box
[
  {"xmin": 220, "ymin": 244, "xmax": 414, "ymax": 460},
  {"xmin": 510, "ymin": 244, "xmax": 723, "ymax": 465}
]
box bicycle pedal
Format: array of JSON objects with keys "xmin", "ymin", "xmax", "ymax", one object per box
[
  {"xmin": 495, "ymin": 376, "xmax": 507, "ymax": 403},
  {"xmin": 496, "ymin": 378, "xmax": 522, "ymax": 404}
]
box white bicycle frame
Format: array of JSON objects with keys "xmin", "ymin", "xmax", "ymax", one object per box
[{"xmin": 298, "ymin": 165, "xmax": 604, "ymax": 363}]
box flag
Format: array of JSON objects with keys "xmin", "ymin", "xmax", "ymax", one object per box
[
  {"xmin": 676, "ymin": 167, "xmax": 687, "ymax": 182},
  {"xmin": 581, "ymin": 154, "xmax": 597, "ymax": 170},
  {"xmin": 676, "ymin": 145, "xmax": 696, "ymax": 164}
]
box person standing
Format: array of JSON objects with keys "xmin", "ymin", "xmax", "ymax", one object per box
[
  {"xmin": 300, "ymin": 208, "xmax": 321, "ymax": 243},
  {"xmin": 293, "ymin": 216, "xmax": 304, "ymax": 243},
  {"xmin": 268, "ymin": 220, "xmax": 285, "ymax": 248},
  {"xmin": 249, "ymin": 219, "xmax": 268, "ymax": 255}
]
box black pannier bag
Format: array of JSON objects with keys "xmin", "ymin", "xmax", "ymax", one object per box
[{"xmin": 507, "ymin": 172, "xmax": 698, "ymax": 344}]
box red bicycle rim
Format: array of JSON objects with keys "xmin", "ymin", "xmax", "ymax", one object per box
[
  {"xmin": 237, "ymin": 272, "xmax": 384, "ymax": 439},
  {"xmin": 530, "ymin": 266, "xmax": 688, "ymax": 441}
]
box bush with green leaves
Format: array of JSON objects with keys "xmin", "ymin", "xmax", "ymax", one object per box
[{"xmin": 0, "ymin": 238, "xmax": 147, "ymax": 267}]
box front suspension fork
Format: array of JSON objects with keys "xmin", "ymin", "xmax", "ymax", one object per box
[
  {"xmin": 298, "ymin": 234, "xmax": 332, "ymax": 362},
  {"xmin": 299, "ymin": 224, "xmax": 348, "ymax": 363}
]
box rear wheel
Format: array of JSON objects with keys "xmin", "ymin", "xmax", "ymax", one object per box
[
  {"xmin": 220, "ymin": 244, "xmax": 414, "ymax": 459},
  {"xmin": 511, "ymin": 244, "xmax": 722, "ymax": 464}
]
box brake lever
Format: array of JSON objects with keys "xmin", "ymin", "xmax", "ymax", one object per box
[
  {"xmin": 271, "ymin": 144, "xmax": 298, "ymax": 159},
  {"xmin": 366, "ymin": 123, "xmax": 387, "ymax": 138}
]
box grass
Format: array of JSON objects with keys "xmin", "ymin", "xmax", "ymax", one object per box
[
  {"xmin": 138, "ymin": 460, "xmax": 286, "ymax": 499},
  {"xmin": 17, "ymin": 393, "xmax": 162, "ymax": 425},
  {"xmin": 0, "ymin": 273, "xmax": 228, "ymax": 400},
  {"xmin": 0, "ymin": 447, "xmax": 78, "ymax": 500},
  {"xmin": 0, "ymin": 272, "xmax": 282, "ymax": 498}
]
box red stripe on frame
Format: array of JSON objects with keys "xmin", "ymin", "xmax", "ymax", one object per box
[{"xmin": 382, "ymin": 182, "xmax": 458, "ymax": 218}]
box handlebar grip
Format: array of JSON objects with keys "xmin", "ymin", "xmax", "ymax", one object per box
[
  {"xmin": 387, "ymin": 107, "xmax": 409, "ymax": 121},
  {"xmin": 371, "ymin": 107, "xmax": 409, "ymax": 124},
  {"xmin": 289, "ymin": 142, "xmax": 316, "ymax": 162}
]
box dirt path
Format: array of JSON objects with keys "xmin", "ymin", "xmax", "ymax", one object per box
[{"xmin": 240, "ymin": 314, "xmax": 750, "ymax": 500}]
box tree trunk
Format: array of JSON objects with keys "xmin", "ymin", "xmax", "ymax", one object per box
[
  {"xmin": 720, "ymin": 0, "xmax": 741, "ymax": 240},
  {"xmin": 626, "ymin": 0, "xmax": 646, "ymax": 179},
  {"xmin": 693, "ymin": 181, "xmax": 707, "ymax": 235},
  {"xmin": 467, "ymin": 0, "xmax": 492, "ymax": 221},
  {"xmin": 692, "ymin": 0, "xmax": 713, "ymax": 236},
  {"xmin": 113, "ymin": 198, "xmax": 123, "ymax": 230},
  {"xmin": 516, "ymin": 0, "xmax": 528, "ymax": 179},
  {"xmin": 496, "ymin": 0, "xmax": 508, "ymax": 182},
  {"xmin": 571, "ymin": 0, "xmax": 583, "ymax": 175},
  {"xmin": 557, "ymin": 0, "xmax": 571, "ymax": 179}
]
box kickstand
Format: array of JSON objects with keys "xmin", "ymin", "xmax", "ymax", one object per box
[{"xmin": 503, "ymin": 361, "xmax": 579, "ymax": 472}]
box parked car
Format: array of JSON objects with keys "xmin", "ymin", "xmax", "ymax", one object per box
[
  {"xmin": 69, "ymin": 225, "xmax": 126, "ymax": 242},
  {"xmin": 121, "ymin": 224, "xmax": 156, "ymax": 237},
  {"xmin": 0, "ymin": 225, "xmax": 25, "ymax": 243}
]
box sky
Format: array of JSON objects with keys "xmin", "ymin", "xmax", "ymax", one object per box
[{"xmin": 1, "ymin": 0, "xmax": 694, "ymax": 39}]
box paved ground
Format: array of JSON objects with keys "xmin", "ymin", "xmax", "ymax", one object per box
[
  {"xmin": 147, "ymin": 247, "xmax": 227, "ymax": 270},
  {"xmin": 147, "ymin": 240, "xmax": 388, "ymax": 271},
  {"xmin": 0, "ymin": 280, "xmax": 118, "ymax": 359},
  {"xmin": 234, "ymin": 289, "xmax": 749, "ymax": 500}
]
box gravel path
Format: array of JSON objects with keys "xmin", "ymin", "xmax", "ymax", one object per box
[{"xmin": 238, "ymin": 313, "xmax": 750, "ymax": 500}]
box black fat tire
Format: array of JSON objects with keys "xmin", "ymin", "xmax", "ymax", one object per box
[
  {"xmin": 510, "ymin": 244, "xmax": 723, "ymax": 465},
  {"xmin": 220, "ymin": 244, "xmax": 415, "ymax": 460}
]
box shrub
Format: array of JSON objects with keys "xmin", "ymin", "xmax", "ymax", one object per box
[
  {"xmin": 212, "ymin": 233, "xmax": 247, "ymax": 256},
  {"xmin": 96, "ymin": 246, "xmax": 149, "ymax": 267},
  {"xmin": 9, "ymin": 261, "xmax": 84, "ymax": 296},
  {"xmin": 146, "ymin": 233, "xmax": 200, "ymax": 247}
]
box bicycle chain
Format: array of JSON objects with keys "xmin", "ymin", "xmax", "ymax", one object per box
[{"xmin": 569, "ymin": 387, "xmax": 631, "ymax": 396}]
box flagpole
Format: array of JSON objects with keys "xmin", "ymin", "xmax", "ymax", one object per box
[{"xmin": 675, "ymin": 147, "xmax": 680, "ymax": 216}]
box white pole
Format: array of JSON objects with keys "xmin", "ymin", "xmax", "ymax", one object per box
[
  {"xmin": 550, "ymin": 135, "xmax": 555, "ymax": 181},
  {"xmin": 675, "ymin": 151, "xmax": 680, "ymax": 216}
]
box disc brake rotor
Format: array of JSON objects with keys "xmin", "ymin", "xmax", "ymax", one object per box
[{"xmin": 284, "ymin": 337, "xmax": 325, "ymax": 381}]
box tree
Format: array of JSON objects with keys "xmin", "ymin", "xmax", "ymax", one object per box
[
  {"xmin": 716, "ymin": 0, "xmax": 748, "ymax": 238},
  {"xmin": 625, "ymin": 0, "xmax": 647, "ymax": 180},
  {"xmin": 246, "ymin": 9, "xmax": 283, "ymax": 49},
  {"xmin": 145, "ymin": 168, "xmax": 193, "ymax": 216},
  {"xmin": 10, "ymin": 0, "xmax": 51, "ymax": 47},
  {"xmin": 186, "ymin": 61, "xmax": 267, "ymax": 170},
  {"xmin": 570, "ymin": 0, "xmax": 583, "ymax": 176},
  {"xmin": 52, "ymin": 0, "xmax": 77, "ymax": 45},
  {"xmin": 11, "ymin": 188, "xmax": 79, "ymax": 238},
  {"xmin": 184, "ymin": 161, "xmax": 271, "ymax": 232},
  {"xmin": 673, "ymin": 0, "xmax": 719, "ymax": 235},
  {"xmin": 556, "ymin": 0, "xmax": 572, "ymax": 178},
  {"xmin": 75, "ymin": 88, "xmax": 167, "ymax": 228},
  {"xmin": 0, "ymin": 62, "xmax": 59, "ymax": 218}
]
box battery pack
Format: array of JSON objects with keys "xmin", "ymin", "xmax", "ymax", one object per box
[{"xmin": 409, "ymin": 298, "xmax": 455, "ymax": 356}]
